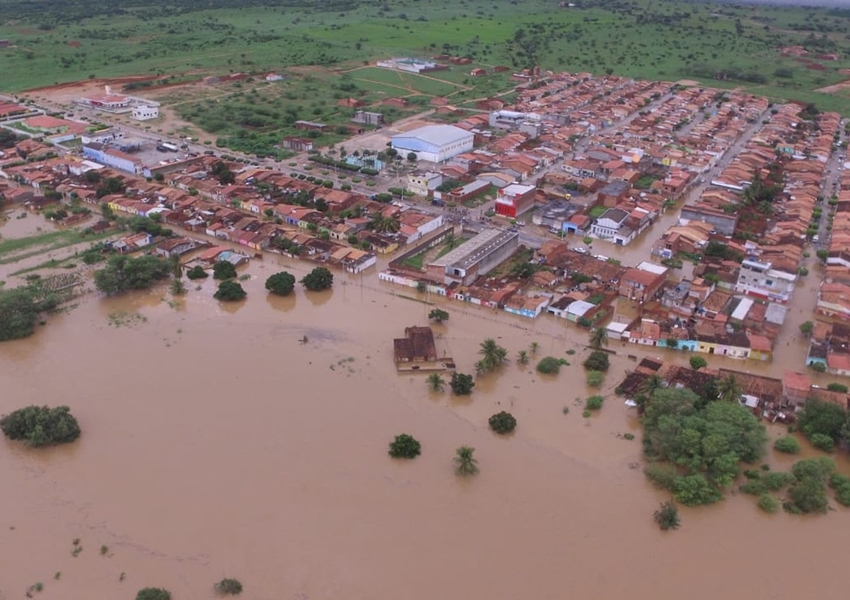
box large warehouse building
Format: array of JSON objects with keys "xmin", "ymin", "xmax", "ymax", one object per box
[{"xmin": 391, "ymin": 125, "xmax": 474, "ymax": 163}]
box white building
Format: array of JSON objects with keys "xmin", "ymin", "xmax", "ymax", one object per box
[
  {"xmin": 407, "ymin": 171, "xmax": 443, "ymax": 196},
  {"xmin": 590, "ymin": 207, "xmax": 631, "ymax": 243},
  {"xmin": 132, "ymin": 104, "xmax": 160, "ymax": 121},
  {"xmin": 391, "ymin": 125, "xmax": 474, "ymax": 163},
  {"xmin": 735, "ymin": 259, "xmax": 797, "ymax": 303}
]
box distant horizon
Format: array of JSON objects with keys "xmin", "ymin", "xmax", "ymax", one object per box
[{"xmin": 709, "ymin": 0, "xmax": 848, "ymax": 7}]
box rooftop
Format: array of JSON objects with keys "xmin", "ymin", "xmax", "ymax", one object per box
[
  {"xmin": 394, "ymin": 125, "xmax": 473, "ymax": 146},
  {"xmin": 430, "ymin": 229, "xmax": 518, "ymax": 272}
]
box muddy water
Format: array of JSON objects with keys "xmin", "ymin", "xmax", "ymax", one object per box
[{"xmin": 1, "ymin": 255, "xmax": 848, "ymax": 600}]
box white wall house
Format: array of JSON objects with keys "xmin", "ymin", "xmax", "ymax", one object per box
[{"xmin": 132, "ymin": 105, "xmax": 160, "ymax": 121}]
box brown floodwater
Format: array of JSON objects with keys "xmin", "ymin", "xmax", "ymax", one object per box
[{"xmin": 1, "ymin": 254, "xmax": 849, "ymax": 600}]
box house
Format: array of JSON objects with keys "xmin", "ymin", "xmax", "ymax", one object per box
[
  {"xmin": 407, "ymin": 171, "xmax": 443, "ymax": 196},
  {"xmin": 619, "ymin": 267, "xmax": 666, "ymax": 303},
  {"xmin": 494, "ymin": 183, "xmax": 536, "ymax": 218},
  {"xmin": 155, "ymin": 237, "xmax": 200, "ymax": 258},
  {"xmin": 426, "ymin": 229, "xmax": 519, "ymax": 286},
  {"xmin": 132, "ymin": 104, "xmax": 159, "ymax": 121},
  {"xmin": 294, "ymin": 120, "xmax": 327, "ymax": 132},
  {"xmin": 282, "ymin": 137, "xmax": 314, "ymax": 152},
  {"xmin": 393, "ymin": 326, "xmax": 438, "ymax": 363},
  {"xmin": 352, "ymin": 111, "xmax": 384, "ymax": 126},
  {"xmin": 735, "ymin": 259, "xmax": 797, "ymax": 304},
  {"xmin": 590, "ymin": 207, "xmax": 629, "ymax": 242}
]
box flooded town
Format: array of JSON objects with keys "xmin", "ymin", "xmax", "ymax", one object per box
[{"xmin": 2, "ymin": 64, "xmax": 850, "ymax": 599}]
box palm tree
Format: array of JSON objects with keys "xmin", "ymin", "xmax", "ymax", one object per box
[
  {"xmin": 718, "ymin": 375, "xmax": 743, "ymax": 404},
  {"xmin": 426, "ymin": 373, "xmax": 445, "ymax": 392},
  {"xmin": 517, "ymin": 349, "xmax": 529, "ymax": 365},
  {"xmin": 638, "ymin": 373, "xmax": 664, "ymax": 399},
  {"xmin": 529, "ymin": 341, "xmax": 540, "ymax": 355},
  {"xmin": 454, "ymin": 446, "xmax": 479, "ymax": 476},
  {"xmin": 370, "ymin": 214, "xmax": 400, "ymax": 233},
  {"xmin": 589, "ymin": 326, "xmax": 608, "ymax": 350},
  {"xmin": 478, "ymin": 338, "xmax": 507, "ymax": 372}
]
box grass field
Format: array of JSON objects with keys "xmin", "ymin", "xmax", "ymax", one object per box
[{"xmin": 2, "ymin": 0, "xmax": 850, "ymax": 115}]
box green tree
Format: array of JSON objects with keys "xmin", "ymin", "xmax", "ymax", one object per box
[
  {"xmin": 798, "ymin": 399, "xmax": 847, "ymax": 443},
  {"xmin": 689, "ymin": 356, "xmax": 708, "ymax": 370},
  {"xmin": 672, "ymin": 473, "xmax": 723, "ymax": 506},
  {"xmin": 582, "ymin": 351, "xmax": 610, "ymax": 372},
  {"xmin": 301, "ymin": 267, "xmax": 333, "ymax": 291},
  {"xmin": 454, "ymin": 446, "xmax": 479, "ymax": 476},
  {"xmin": 94, "ymin": 255, "xmax": 171, "ymax": 295},
  {"xmin": 370, "ymin": 214, "xmax": 400, "ymax": 233},
  {"xmin": 136, "ymin": 588, "xmax": 170, "ymax": 600},
  {"xmin": 477, "ymin": 338, "xmax": 508, "ymax": 373},
  {"xmin": 388, "ymin": 433, "xmax": 421, "ymax": 459},
  {"xmin": 586, "ymin": 370, "xmax": 604, "ymax": 387},
  {"xmin": 186, "ymin": 265, "xmax": 208, "ymax": 280},
  {"xmin": 799, "ymin": 321, "xmax": 814, "ymax": 336},
  {"xmin": 758, "ymin": 493, "xmax": 780, "ymax": 513},
  {"xmin": 585, "ymin": 395, "xmax": 604, "ymax": 410},
  {"xmin": 827, "ymin": 383, "xmax": 849, "ymax": 393},
  {"xmin": 536, "ymin": 356, "xmax": 565, "ymax": 374},
  {"xmin": 653, "ymin": 501, "xmax": 680, "ymax": 531},
  {"xmin": 773, "ymin": 436, "xmax": 801, "ymax": 454},
  {"xmin": 213, "ymin": 261, "xmax": 238, "ymax": 280},
  {"xmin": 517, "ymin": 350, "xmax": 529, "ymax": 365},
  {"xmin": 450, "ymin": 372, "xmax": 475, "ymax": 395},
  {"xmin": 529, "ymin": 341, "xmax": 539, "ymax": 355},
  {"xmin": 214, "ymin": 280, "xmax": 247, "ymax": 302},
  {"xmin": 0, "ymin": 406, "xmax": 81, "ymax": 447},
  {"xmin": 428, "ymin": 308, "xmax": 449, "ymax": 322},
  {"xmin": 810, "ymin": 433, "xmax": 835, "ymax": 453},
  {"xmin": 0, "ymin": 283, "xmax": 61, "ymax": 342},
  {"xmin": 717, "ymin": 374, "xmax": 742, "ymax": 403},
  {"xmin": 426, "ymin": 373, "xmax": 445, "ymax": 392},
  {"xmin": 785, "ymin": 458, "xmax": 836, "ymax": 514},
  {"xmin": 214, "ymin": 578, "xmax": 243, "ymax": 595},
  {"xmin": 588, "ymin": 326, "xmax": 608, "ymax": 349},
  {"xmin": 265, "ymin": 271, "xmax": 296, "ymax": 296},
  {"xmin": 489, "ymin": 411, "xmax": 517, "ymax": 434}
]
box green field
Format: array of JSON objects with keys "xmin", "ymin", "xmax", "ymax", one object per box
[{"xmin": 2, "ymin": 0, "xmax": 850, "ymax": 114}]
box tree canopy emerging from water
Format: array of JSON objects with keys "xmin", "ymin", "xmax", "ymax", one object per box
[
  {"xmin": 641, "ymin": 388, "xmax": 767, "ymax": 506},
  {"xmin": 94, "ymin": 255, "xmax": 171, "ymax": 294},
  {"xmin": 301, "ymin": 266, "xmax": 333, "ymax": 291},
  {"xmin": 0, "ymin": 405, "xmax": 81, "ymax": 447}
]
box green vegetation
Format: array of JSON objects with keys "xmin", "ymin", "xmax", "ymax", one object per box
[
  {"xmin": 186, "ymin": 265, "xmax": 208, "ymax": 280},
  {"xmin": 94, "ymin": 255, "xmax": 171, "ymax": 294},
  {"xmin": 450, "ymin": 372, "xmax": 475, "ymax": 395},
  {"xmin": 301, "ymin": 266, "xmax": 333, "ymax": 291},
  {"xmin": 689, "ymin": 356, "xmax": 708, "ymax": 371},
  {"xmin": 797, "ymin": 399, "xmax": 849, "ymax": 449},
  {"xmin": 773, "ymin": 435, "xmax": 801, "ymax": 455},
  {"xmin": 588, "ymin": 326, "xmax": 607, "ymax": 350},
  {"xmin": 136, "ymin": 589, "xmax": 171, "ymax": 600},
  {"xmin": 214, "ymin": 578, "xmax": 243, "ymax": 596},
  {"xmin": 827, "ymin": 383, "xmax": 849, "ymax": 393},
  {"xmin": 0, "ymin": 228, "xmax": 113, "ymax": 266},
  {"xmin": 830, "ymin": 473, "xmax": 850, "ymax": 507},
  {"xmin": 758, "ymin": 494, "xmax": 780, "ymax": 514},
  {"xmin": 0, "ymin": 277, "xmax": 68, "ymax": 341},
  {"xmin": 214, "ymin": 280, "xmax": 247, "ymax": 302},
  {"xmin": 517, "ymin": 350, "xmax": 529, "ymax": 365},
  {"xmin": 536, "ymin": 356, "xmax": 567, "ymax": 374},
  {"xmin": 0, "ymin": 406, "xmax": 81, "ymax": 447},
  {"xmin": 642, "ymin": 388, "xmax": 767, "ymax": 506},
  {"xmin": 653, "ymin": 501, "xmax": 680, "ymax": 531},
  {"xmin": 799, "ymin": 321, "xmax": 814, "ymax": 336},
  {"xmin": 476, "ymin": 338, "xmax": 507, "ymax": 374},
  {"xmin": 388, "ymin": 433, "xmax": 421, "ymax": 459},
  {"xmin": 586, "ymin": 370, "xmax": 604, "ymax": 387},
  {"xmin": 582, "ymin": 351, "xmax": 610, "ymax": 372},
  {"xmin": 454, "ymin": 446, "xmax": 478, "ymax": 476},
  {"xmin": 585, "ymin": 395, "xmax": 604, "ymax": 411},
  {"xmin": 213, "ymin": 261, "xmax": 238, "ymax": 280},
  {"xmin": 265, "ymin": 271, "xmax": 296, "ymax": 296},
  {"xmin": 426, "ymin": 373, "xmax": 444, "ymax": 393},
  {"xmin": 489, "ymin": 411, "xmax": 516, "ymax": 435},
  {"xmin": 785, "ymin": 457, "xmax": 836, "ymax": 514},
  {"xmin": 428, "ymin": 308, "xmax": 449, "ymax": 323}
]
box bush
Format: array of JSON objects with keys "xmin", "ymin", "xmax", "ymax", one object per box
[
  {"xmin": 672, "ymin": 474, "xmax": 723, "ymax": 506},
  {"xmin": 214, "ymin": 578, "xmax": 243, "ymax": 595},
  {"xmin": 450, "ymin": 372, "xmax": 475, "ymax": 395},
  {"xmin": 586, "ymin": 370, "xmax": 604, "ymax": 387},
  {"xmin": 214, "ymin": 280, "xmax": 247, "ymax": 302},
  {"xmin": 810, "ymin": 433, "xmax": 835, "ymax": 452},
  {"xmin": 773, "ymin": 436, "xmax": 801, "ymax": 455},
  {"xmin": 536, "ymin": 356, "xmax": 564, "ymax": 374},
  {"xmin": 585, "ymin": 395, "xmax": 604, "ymax": 410},
  {"xmin": 213, "ymin": 261, "xmax": 238, "ymax": 280},
  {"xmin": 784, "ymin": 457, "xmax": 836, "ymax": 514},
  {"xmin": 136, "ymin": 589, "xmax": 171, "ymax": 600},
  {"xmin": 582, "ymin": 351, "xmax": 610, "ymax": 372},
  {"xmin": 265, "ymin": 271, "xmax": 296, "ymax": 296},
  {"xmin": 0, "ymin": 406, "xmax": 81, "ymax": 447},
  {"xmin": 0, "ymin": 283, "xmax": 61, "ymax": 341},
  {"xmin": 489, "ymin": 411, "xmax": 517, "ymax": 434},
  {"xmin": 186, "ymin": 265, "xmax": 208, "ymax": 280},
  {"xmin": 428, "ymin": 308, "xmax": 449, "ymax": 322},
  {"xmin": 301, "ymin": 266, "xmax": 333, "ymax": 291},
  {"xmin": 758, "ymin": 494, "xmax": 780, "ymax": 513},
  {"xmin": 388, "ymin": 433, "xmax": 421, "ymax": 459},
  {"xmin": 827, "ymin": 382, "xmax": 848, "ymax": 393},
  {"xmin": 798, "ymin": 399, "xmax": 847, "ymax": 443},
  {"xmin": 653, "ymin": 501, "xmax": 680, "ymax": 531}
]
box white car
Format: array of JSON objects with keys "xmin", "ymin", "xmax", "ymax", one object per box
[
  {"xmin": 574, "ymin": 247, "xmax": 587, "ymax": 254},
  {"xmin": 595, "ymin": 254, "xmax": 609, "ymax": 262}
]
